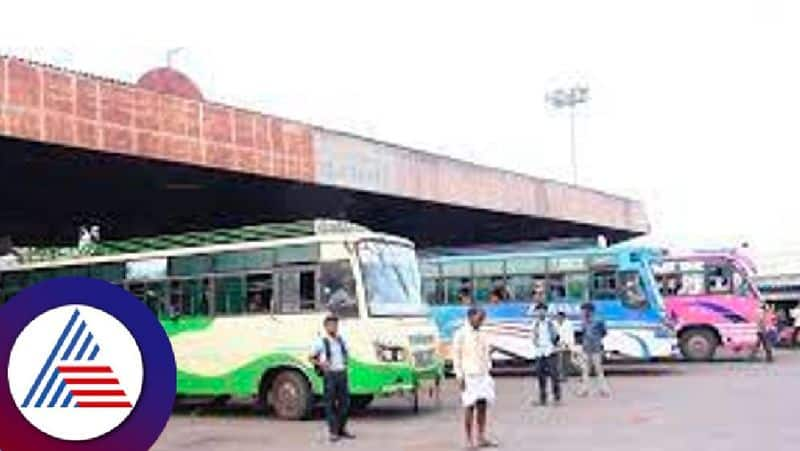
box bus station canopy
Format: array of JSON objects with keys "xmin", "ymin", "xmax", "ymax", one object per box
[{"xmin": 0, "ymin": 56, "xmax": 649, "ymax": 247}]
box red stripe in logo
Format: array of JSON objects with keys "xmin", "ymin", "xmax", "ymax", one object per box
[
  {"xmin": 58, "ymin": 366, "xmax": 113, "ymax": 373},
  {"xmin": 76, "ymin": 401, "xmax": 133, "ymax": 408},
  {"xmin": 64, "ymin": 378, "xmax": 120, "ymax": 385}
]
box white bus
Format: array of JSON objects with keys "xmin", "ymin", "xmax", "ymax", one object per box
[{"xmin": 0, "ymin": 220, "xmax": 444, "ymax": 419}]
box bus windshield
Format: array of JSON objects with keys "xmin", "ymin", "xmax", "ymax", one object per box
[{"xmin": 357, "ymin": 240, "xmax": 428, "ymax": 317}]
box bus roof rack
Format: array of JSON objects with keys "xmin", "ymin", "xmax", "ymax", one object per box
[{"xmin": 17, "ymin": 219, "xmax": 372, "ymax": 263}]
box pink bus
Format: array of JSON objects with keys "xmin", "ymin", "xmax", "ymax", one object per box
[{"xmin": 653, "ymin": 250, "xmax": 760, "ymax": 361}]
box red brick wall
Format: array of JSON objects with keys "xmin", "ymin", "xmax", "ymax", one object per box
[
  {"xmin": 0, "ymin": 57, "xmax": 315, "ymax": 183},
  {"xmin": 0, "ymin": 56, "xmax": 648, "ymax": 233}
]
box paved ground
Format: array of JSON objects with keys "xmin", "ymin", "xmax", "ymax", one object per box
[{"xmin": 154, "ymin": 350, "xmax": 800, "ymax": 451}]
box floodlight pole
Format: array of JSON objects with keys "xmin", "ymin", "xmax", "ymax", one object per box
[
  {"xmin": 546, "ymin": 85, "xmax": 590, "ymax": 185},
  {"xmin": 569, "ymin": 105, "xmax": 577, "ymax": 185}
]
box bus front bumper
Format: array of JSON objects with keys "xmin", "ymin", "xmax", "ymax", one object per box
[{"xmin": 374, "ymin": 364, "xmax": 443, "ymax": 398}]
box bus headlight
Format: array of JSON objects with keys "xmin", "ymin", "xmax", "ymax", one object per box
[{"xmin": 374, "ymin": 344, "xmax": 407, "ymax": 362}]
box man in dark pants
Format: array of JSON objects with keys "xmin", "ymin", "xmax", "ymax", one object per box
[
  {"xmin": 751, "ymin": 304, "xmax": 775, "ymax": 363},
  {"xmin": 310, "ymin": 314, "xmax": 355, "ymax": 442},
  {"xmin": 531, "ymin": 302, "xmax": 561, "ymax": 405}
]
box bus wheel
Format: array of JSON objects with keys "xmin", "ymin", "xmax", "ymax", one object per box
[
  {"xmin": 679, "ymin": 329, "xmax": 719, "ymax": 361},
  {"xmin": 268, "ymin": 370, "xmax": 312, "ymax": 420},
  {"xmin": 350, "ymin": 395, "xmax": 374, "ymax": 412}
]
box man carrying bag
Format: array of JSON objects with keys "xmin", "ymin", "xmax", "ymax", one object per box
[
  {"xmin": 310, "ymin": 314, "xmax": 356, "ymax": 442},
  {"xmin": 531, "ymin": 302, "xmax": 562, "ymax": 405}
]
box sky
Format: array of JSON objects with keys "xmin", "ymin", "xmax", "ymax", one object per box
[{"xmin": 2, "ymin": 0, "xmax": 799, "ymax": 253}]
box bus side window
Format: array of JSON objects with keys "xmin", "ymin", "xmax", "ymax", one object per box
[
  {"xmin": 275, "ymin": 268, "xmax": 319, "ymax": 313},
  {"xmin": 246, "ymin": 273, "xmax": 273, "ymax": 313},
  {"xmin": 706, "ymin": 265, "xmax": 732, "ymax": 294},
  {"xmin": 474, "ymin": 276, "xmax": 492, "ymax": 303},
  {"xmin": 657, "ymin": 273, "xmax": 682, "ymax": 296},
  {"xmin": 444, "ymin": 278, "xmax": 472, "ymax": 305},
  {"xmin": 299, "ymin": 270, "xmax": 317, "ymax": 311},
  {"xmin": 474, "ymin": 276, "xmax": 508, "ymax": 304},
  {"xmin": 277, "ymin": 267, "xmax": 320, "ymax": 314},
  {"xmin": 169, "ymin": 280, "xmax": 185, "ymax": 318},
  {"xmin": 507, "ymin": 275, "xmax": 532, "ymax": 302},
  {"xmin": 278, "ymin": 272, "xmax": 301, "ymax": 313},
  {"xmin": 565, "ymin": 273, "xmax": 588, "ymax": 303},
  {"xmin": 196, "ymin": 278, "xmax": 212, "ymax": 316},
  {"xmin": 547, "ymin": 274, "xmax": 566, "ymax": 302},
  {"xmin": 128, "ymin": 281, "xmax": 168, "ymax": 317},
  {"xmin": 679, "ymin": 272, "xmax": 705, "ymax": 296},
  {"xmin": 215, "ymin": 276, "xmax": 246, "ymax": 315},
  {"xmin": 488, "ymin": 277, "xmax": 511, "ymax": 304},
  {"xmin": 422, "ymin": 278, "xmax": 444, "ymax": 305},
  {"xmin": 168, "ymin": 277, "xmax": 212, "ymax": 317},
  {"xmin": 591, "ymin": 270, "xmax": 617, "ymax": 301},
  {"xmin": 531, "ymin": 276, "xmax": 547, "ymax": 303},
  {"xmin": 442, "ymin": 261, "xmax": 472, "ymax": 304}
]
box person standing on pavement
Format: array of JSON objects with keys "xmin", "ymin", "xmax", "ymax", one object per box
[
  {"xmin": 751, "ymin": 303, "xmax": 776, "ymax": 362},
  {"xmin": 554, "ymin": 311, "xmax": 576, "ymax": 383},
  {"xmin": 310, "ymin": 314, "xmax": 356, "ymax": 443},
  {"xmin": 578, "ymin": 302, "xmax": 611, "ymax": 397},
  {"xmin": 453, "ymin": 307, "xmax": 498, "ymax": 449},
  {"xmin": 531, "ymin": 302, "xmax": 561, "ymax": 406}
]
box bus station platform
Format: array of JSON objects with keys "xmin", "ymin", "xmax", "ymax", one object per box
[{"xmin": 155, "ymin": 350, "xmax": 800, "ymax": 451}]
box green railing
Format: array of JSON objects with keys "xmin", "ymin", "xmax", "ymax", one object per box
[{"xmin": 17, "ymin": 219, "xmax": 370, "ymax": 264}]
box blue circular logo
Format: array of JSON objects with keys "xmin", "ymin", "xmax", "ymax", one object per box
[{"xmin": 0, "ymin": 277, "xmax": 176, "ymax": 451}]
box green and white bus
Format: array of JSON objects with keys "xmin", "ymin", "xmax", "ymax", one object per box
[{"xmin": 0, "ymin": 220, "xmax": 444, "ymax": 419}]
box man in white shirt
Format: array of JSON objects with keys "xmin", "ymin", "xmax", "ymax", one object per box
[
  {"xmin": 554, "ymin": 311, "xmax": 576, "ymax": 382},
  {"xmin": 453, "ymin": 307, "xmax": 498, "ymax": 449},
  {"xmin": 531, "ymin": 302, "xmax": 561, "ymax": 405}
]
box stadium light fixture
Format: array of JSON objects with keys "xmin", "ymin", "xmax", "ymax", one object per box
[{"xmin": 546, "ymin": 84, "xmax": 590, "ymax": 184}]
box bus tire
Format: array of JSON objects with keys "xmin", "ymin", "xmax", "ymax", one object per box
[
  {"xmin": 267, "ymin": 370, "xmax": 312, "ymax": 420},
  {"xmin": 350, "ymin": 394, "xmax": 374, "ymax": 412},
  {"xmin": 679, "ymin": 328, "xmax": 719, "ymax": 361}
]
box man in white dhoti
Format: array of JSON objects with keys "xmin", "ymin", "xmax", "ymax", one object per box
[{"xmin": 452, "ymin": 307, "xmax": 498, "ymax": 449}]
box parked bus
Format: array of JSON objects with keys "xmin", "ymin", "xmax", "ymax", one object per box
[
  {"xmin": 420, "ymin": 245, "xmax": 676, "ymax": 364},
  {"xmin": 653, "ymin": 250, "xmax": 760, "ymax": 360},
  {"xmin": 0, "ymin": 220, "xmax": 443, "ymax": 419}
]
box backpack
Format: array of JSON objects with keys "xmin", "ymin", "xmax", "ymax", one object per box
[
  {"xmin": 315, "ymin": 336, "xmax": 348, "ymax": 376},
  {"xmin": 323, "ymin": 336, "xmax": 349, "ymax": 363}
]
